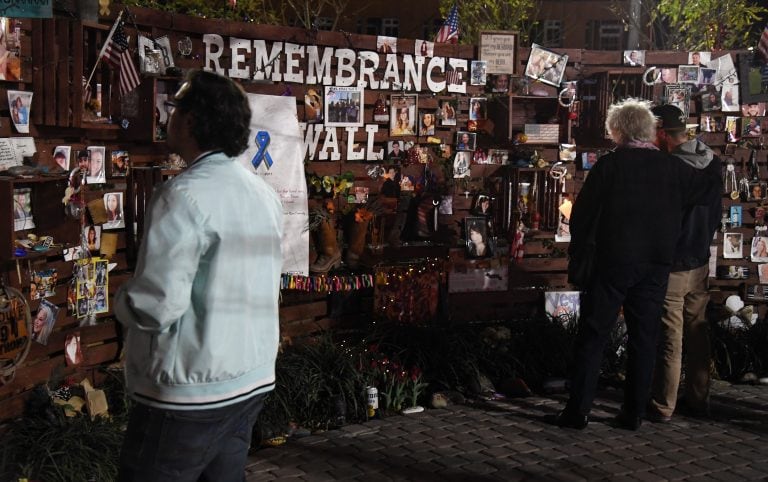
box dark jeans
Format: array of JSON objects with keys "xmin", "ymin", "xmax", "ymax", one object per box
[
  {"xmin": 118, "ymin": 393, "xmax": 267, "ymax": 482},
  {"xmin": 565, "ymin": 262, "xmax": 670, "ymax": 418}
]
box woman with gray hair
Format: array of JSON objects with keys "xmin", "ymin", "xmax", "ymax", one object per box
[{"xmin": 555, "ymin": 98, "xmax": 699, "ymax": 431}]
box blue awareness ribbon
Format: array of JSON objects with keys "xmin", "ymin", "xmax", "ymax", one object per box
[{"xmin": 251, "ymin": 131, "xmax": 274, "ymax": 169}]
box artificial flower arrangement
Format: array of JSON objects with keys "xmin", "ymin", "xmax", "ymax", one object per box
[{"xmin": 307, "ymin": 171, "xmax": 355, "ymax": 199}]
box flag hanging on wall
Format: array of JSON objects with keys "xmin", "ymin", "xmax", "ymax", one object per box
[
  {"xmin": 435, "ymin": 4, "xmax": 459, "ymax": 44},
  {"xmin": 759, "ymin": 23, "xmax": 768, "ymax": 62},
  {"xmin": 101, "ymin": 19, "xmax": 141, "ymax": 96}
]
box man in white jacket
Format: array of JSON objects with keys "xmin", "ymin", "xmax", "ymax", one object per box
[{"xmin": 115, "ymin": 70, "xmax": 283, "ymax": 481}]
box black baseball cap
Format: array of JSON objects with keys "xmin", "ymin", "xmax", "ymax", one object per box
[{"xmin": 651, "ymin": 104, "xmax": 687, "ymax": 131}]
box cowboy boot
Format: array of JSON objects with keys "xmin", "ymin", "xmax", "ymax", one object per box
[
  {"xmin": 345, "ymin": 219, "xmax": 370, "ymax": 269},
  {"xmin": 309, "ymin": 219, "xmax": 341, "ymax": 273}
]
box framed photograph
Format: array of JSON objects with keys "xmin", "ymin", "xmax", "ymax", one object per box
[
  {"xmin": 53, "ymin": 146, "xmax": 71, "ymax": 171},
  {"xmin": 456, "ymin": 131, "xmax": 476, "ymax": 151},
  {"xmin": 7, "ymin": 89, "xmax": 32, "ymax": 134},
  {"xmin": 470, "ymin": 60, "xmax": 488, "ymax": 85},
  {"xmin": 415, "ymin": 39, "xmax": 434, "ymax": 57},
  {"xmin": 439, "ymin": 99, "xmax": 457, "ymax": 126},
  {"xmin": 386, "ymin": 140, "xmax": 409, "ymax": 161},
  {"xmin": 419, "ymin": 110, "xmax": 437, "ymax": 136},
  {"xmin": 742, "ymin": 117, "xmax": 764, "ymax": 137},
  {"xmin": 701, "ymin": 86, "xmax": 721, "ymax": 112},
  {"xmin": 453, "ymin": 151, "xmax": 471, "ymax": 178},
  {"xmin": 623, "ymin": 50, "xmax": 645, "ymax": 67},
  {"xmin": 324, "ymin": 86, "xmax": 363, "ymax": 127},
  {"xmin": 390, "ymin": 94, "xmax": 417, "ymax": 136},
  {"xmin": 660, "ymin": 68, "xmax": 678, "ymax": 84},
  {"xmin": 665, "ymin": 84, "xmax": 691, "ymax": 118},
  {"xmin": 738, "ymin": 53, "xmax": 768, "ymax": 103},
  {"xmin": 469, "ymin": 97, "xmax": 487, "ymax": 121},
  {"xmin": 465, "ymin": 216, "xmax": 492, "ymax": 258},
  {"xmin": 304, "ymin": 87, "xmax": 323, "ymax": 123},
  {"xmin": 677, "ymin": 65, "xmax": 700, "ymax": 83},
  {"xmin": 741, "ymin": 102, "xmax": 767, "ymax": 117},
  {"xmin": 525, "ymin": 43, "xmax": 568, "ymax": 87},
  {"xmin": 110, "ymin": 150, "xmax": 129, "ymax": 177},
  {"xmin": 723, "ymin": 232, "xmax": 743, "ymax": 259},
  {"xmin": 751, "ymin": 236, "xmax": 768, "ymax": 262},
  {"xmin": 760, "ymin": 264, "xmax": 768, "ymax": 284},
  {"xmin": 85, "ymin": 146, "xmax": 106, "ymax": 184},
  {"xmin": 479, "ymin": 31, "xmax": 518, "ymax": 75},
  {"xmin": 581, "ymin": 151, "xmax": 598, "ymax": 170}
]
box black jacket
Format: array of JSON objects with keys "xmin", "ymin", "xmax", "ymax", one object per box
[
  {"xmin": 569, "ymin": 147, "xmax": 698, "ymax": 270},
  {"xmin": 668, "ymin": 140, "xmax": 723, "ymax": 271}
]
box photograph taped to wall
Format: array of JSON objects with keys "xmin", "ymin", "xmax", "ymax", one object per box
[
  {"xmin": 0, "ymin": 17, "xmax": 22, "ymax": 81},
  {"xmin": 741, "ymin": 102, "xmax": 766, "ymax": 117},
  {"xmin": 623, "ymin": 50, "xmax": 645, "ymax": 67},
  {"xmin": 470, "ymin": 60, "xmax": 488, "ymax": 85},
  {"xmin": 739, "ymin": 53, "xmax": 768, "ymax": 103},
  {"xmin": 304, "ymin": 87, "xmax": 324, "ymax": 124},
  {"xmin": 110, "ymin": 150, "xmax": 129, "ymax": 177},
  {"xmin": 751, "ymin": 236, "xmax": 768, "ymax": 263},
  {"xmin": 325, "ymin": 86, "xmax": 363, "ymax": 127},
  {"xmin": 741, "ymin": 117, "xmax": 765, "ymax": 137},
  {"xmin": 524, "ymin": 43, "xmax": 568, "ymax": 87}
]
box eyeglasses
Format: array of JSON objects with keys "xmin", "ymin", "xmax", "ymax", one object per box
[{"xmin": 164, "ymin": 100, "xmax": 177, "ymax": 116}]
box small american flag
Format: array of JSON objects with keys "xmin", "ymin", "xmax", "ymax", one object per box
[
  {"xmin": 103, "ymin": 21, "xmax": 129, "ymax": 68},
  {"xmin": 101, "ymin": 19, "xmax": 140, "ymax": 96},
  {"xmin": 435, "ymin": 4, "xmax": 459, "ymax": 44},
  {"xmin": 759, "ymin": 23, "xmax": 768, "ymax": 62}
]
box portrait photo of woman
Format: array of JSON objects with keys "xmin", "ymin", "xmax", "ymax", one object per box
[
  {"xmin": 465, "ymin": 217, "xmax": 491, "ymax": 258},
  {"xmin": 419, "ymin": 110, "xmax": 436, "ymax": 136},
  {"xmin": 32, "ymin": 299, "xmax": 59, "ymax": 345},
  {"xmin": 471, "ymin": 194, "xmax": 493, "ymax": 216},
  {"xmin": 456, "ymin": 131, "xmax": 476, "ymax": 151},
  {"xmin": 391, "ymin": 102, "xmax": 416, "ymax": 136},
  {"xmin": 84, "ymin": 225, "xmax": 101, "ymax": 252},
  {"xmin": 469, "ymin": 98, "xmax": 487, "ymax": 121},
  {"xmin": 440, "ymin": 100, "xmax": 456, "ymax": 126},
  {"xmin": 751, "ymin": 236, "xmax": 768, "ymax": 262},
  {"xmin": 86, "ymin": 146, "xmax": 106, "ymax": 184},
  {"xmin": 103, "ymin": 192, "xmax": 125, "ymax": 229}
]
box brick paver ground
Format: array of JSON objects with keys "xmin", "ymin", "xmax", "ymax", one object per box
[{"xmin": 245, "ymin": 381, "xmax": 768, "ymax": 480}]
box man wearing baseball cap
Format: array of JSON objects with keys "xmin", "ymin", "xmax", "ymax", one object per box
[{"xmin": 648, "ymin": 104, "xmax": 722, "ymax": 423}]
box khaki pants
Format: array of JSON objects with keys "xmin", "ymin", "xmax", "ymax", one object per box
[{"xmin": 650, "ymin": 265, "xmax": 711, "ymax": 417}]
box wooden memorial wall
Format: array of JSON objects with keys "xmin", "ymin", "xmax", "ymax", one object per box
[{"xmin": 0, "ymin": 5, "xmax": 765, "ymax": 420}]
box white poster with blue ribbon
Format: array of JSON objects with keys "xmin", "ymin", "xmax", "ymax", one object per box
[{"xmin": 238, "ymin": 93, "xmax": 309, "ymax": 276}]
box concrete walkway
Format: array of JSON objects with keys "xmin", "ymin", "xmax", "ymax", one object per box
[{"xmin": 245, "ymin": 381, "xmax": 768, "ymax": 481}]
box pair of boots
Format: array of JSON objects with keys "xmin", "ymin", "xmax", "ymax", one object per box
[{"xmin": 309, "ymin": 218, "xmax": 372, "ymax": 273}]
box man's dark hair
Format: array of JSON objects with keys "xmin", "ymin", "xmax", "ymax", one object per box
[{"xmin": 173, "ymin": 70, "xmax": 252, "ymax": 157}]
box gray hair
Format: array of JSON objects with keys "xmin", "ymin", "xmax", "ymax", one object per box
[{"xmin": 605, "ymin": 98, "xmax": 657, "ymax": 145}]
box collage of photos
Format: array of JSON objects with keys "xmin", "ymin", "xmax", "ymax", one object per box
[{"xmin": 74, "ymin": 257, "xmax": 109, "ymax": 319}]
